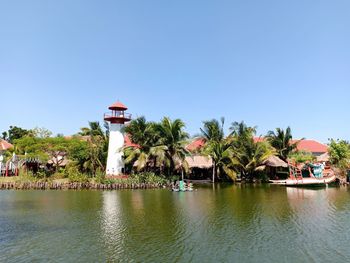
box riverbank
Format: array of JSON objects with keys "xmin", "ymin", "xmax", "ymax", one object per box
[
  {"xmin": 0, "ymin": 173, "xmax": 173, "ymax": 190},
  {"xmin": 0, "ymin": 181, "xmax": 169, "ymax": 190}
]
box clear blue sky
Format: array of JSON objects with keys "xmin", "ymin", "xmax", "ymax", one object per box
[{"xmin": 1, "ymin": 0, "xmax": 349, "ymax": 142}]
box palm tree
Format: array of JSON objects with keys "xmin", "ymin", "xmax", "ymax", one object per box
[
  {"xmin": 229, "ymin": 121, "xmax": 275, "ymax": 180},
  {"xmin": 200, "ymin": 117, "xmax": 226, "ymax": 182},
  {"xmin": 229, "ymin": 121, "xmax": 256, "ymax": 138},
  {"xmin": 200, "ymin": 117, "xmax": 225, "ymax": 143},
  {"xmin": 79, "ymin": 121, "xmax": 105, "ymax": 137},
  {"xmin": 203, "ymin": 139, "xmax": 237, "ymax": 182},
  {"xmin": 154, "ymin": 117, "xmax": 189, "ymax": 177},
  {"xmin": 77, "ymin": 121, "xmax": 109, "ymax": 174},
  {"xmin": 233, "ymin": 140, "xmax": 275, "ymax": 180},
  {"xmin": 266, "ymin": 127, "xmax": 299, "ymax": 161},
  {"xmin": 124, "ymin": 117, "xmax": 160, "ymax": 172}
]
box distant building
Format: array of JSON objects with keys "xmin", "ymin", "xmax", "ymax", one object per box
[
  {"xmin": 187, "ymin": 137, "xmax": 328, "ymax": 157},
  {"xmin": 292, "ymin": 140, "xmax": 328, "ymax": 156}
]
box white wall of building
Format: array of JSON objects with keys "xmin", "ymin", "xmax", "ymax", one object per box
[{"xmin": 106, "ymin": 123, "xmax": 125, "ymax": 175}]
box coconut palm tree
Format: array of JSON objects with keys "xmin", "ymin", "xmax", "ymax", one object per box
[
  {"xmin": 200, "ymin": 117, "xmax": 227, "ymax": 182},
  {"xmin": 233, "ymin": 140, "xmax": 275, "ymax": 180},
  {"xmin": 229, "ymin": 121, "xmax": 275, "ymax": 180},
  {"xmin": 203, "ymin": 139, "xmax": 237, "ymax": 182},
  {"xmin": 200, "ymin": 117, "xmax": 225, "ymax": 143},
  {"xmin": 266, "ymin": 127, "xmax": 299, "ymax": 161},
  {"xmin": 154, "ymin": 117, "xmax": 189, "ymax": 176},
  {"xmin": 77, "ymin": 121, "xmax": 109, "ymax": 174},
  {"xmin": 79, "ymin": 121, "xmax": 106, "ymax": 137},
  {"xmin": 123, "ymin": 117, "xmax": 160, "ymax": 172}
]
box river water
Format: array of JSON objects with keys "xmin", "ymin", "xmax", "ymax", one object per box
[{"xmin": 0, "ymin": 184, "xmax": 350, "ymax": 262}]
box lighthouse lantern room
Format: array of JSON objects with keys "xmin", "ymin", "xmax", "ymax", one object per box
[{"xmin": 104, "ymin": 101, "xmax": 131, "ymax": 176}]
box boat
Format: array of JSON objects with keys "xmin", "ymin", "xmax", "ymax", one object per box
[
  {"xmin": 270, "ymin": 162, "xmax": 337, "ymax": 187},
  {"xmin": 172, "ymin": 181, "xmax": 194, "ymax": 192}
]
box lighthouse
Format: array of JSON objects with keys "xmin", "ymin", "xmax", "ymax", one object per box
[{"xmin": 104, "ymin": 101, "xmax": 131, "ymax": 176}]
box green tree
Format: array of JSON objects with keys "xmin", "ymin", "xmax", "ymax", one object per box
[
  {"xmin": 230, "ymin": 121, "xmax": 275, "ymax": 180},
  {"xmin": 79, "ymin": 121, "xmax": 106, "ymax": 137},
  {"xmin": 289, "ymin": 151, "xmax": 315, "ymax": 164},
  {"xmin": 266, "ymin": 127, "xmax": 299, "ymax": 161},
  {"xmin": 78, "ymin": 121, "xmax": 109, "ymax": 174},
  {"xmin": 203, "ymin": 139, "xmax": 237, "ymax": 182},
  {"xmin": 3, "ymin": 126, "xmax": 31, "ymax": 143},
  {"xmin": 32, "ymin": 127, "xmax": 53, "ymax": 138},
  {"xmin": 328, "ymin": 139, "xmax": 350, "ymax": 172},
  {"xmin": 200, "ymin": 117, "xmax": 225, "ymax": 143},
  {"xmin": 200, "ymin": 117, "xmax": 226, "ymax": 182},
  {"xmin": 154, "ymin": 117, "xmax": 189, "ymax": 177},
  {"xmin": 124, "ymin": 117, "xmax": 160, "ymax": 171}
]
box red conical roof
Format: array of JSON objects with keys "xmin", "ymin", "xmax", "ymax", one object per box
[
  {"xmin": 108, "ymin": 101, "xmax": 128, "ymax": 110},
  {"xmin": 0, "ymin": 139, "xmax": 13, "ymax": 151}
]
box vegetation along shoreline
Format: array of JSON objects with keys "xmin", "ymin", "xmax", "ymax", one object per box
[{"xmin": 1, "ymin": 115, "xmax": 350, "ymax": 190}]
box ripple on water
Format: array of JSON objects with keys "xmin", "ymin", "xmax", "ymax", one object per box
[{"xmin": 1, "ymin": 186, "xmax": 350, "ymax": 262}]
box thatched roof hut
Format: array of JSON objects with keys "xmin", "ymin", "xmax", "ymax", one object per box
[
  {"xmin": 263, "ymin": 155, "xmax": 288, "ymax": 168},
  {"xmin": 185, "ymin": 155, "xmax": 213, "ymax": 169}
]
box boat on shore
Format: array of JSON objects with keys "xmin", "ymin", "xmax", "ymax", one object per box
[{"xmin": 270, "ymin": 162, "xmax": 337, "ymax": 187}]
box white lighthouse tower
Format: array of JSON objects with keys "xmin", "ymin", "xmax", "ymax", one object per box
[{"xmin": 104, "ymin": 101, "xmax": 131, "ymax": 176}]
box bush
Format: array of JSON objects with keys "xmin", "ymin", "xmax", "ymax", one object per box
[{"xmin": 65, "ymin": 165, "xmax": 89, "ymax": 183}]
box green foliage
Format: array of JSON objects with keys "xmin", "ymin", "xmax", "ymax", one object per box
[
  {"xmin": 103, "ymin": 173, "xmax": 169, "ymax": 185},
  {"xmin": 31, "ymin": 127, "xmax": 52, "ymax": 138},
  {"xmin": 201, "ymin": 121, "xmax": 275, "ymax": 182},
  {"xmin": 125, "ymin": 117, "xmax": 189, "ymax": 175},
  {"xmin": 328, "ymin": 139, "xmax": 350, "ymax": 169},
  {"xmin": 289, "ymin": 151, "xmax": 315, "ymax": 164},
  {"xmin": 200, "ymin": 118, "xmax": 225, "ymax": 143},
  {"xmin": 2, "ymin": 126, "xmax": 32, "ymax": 143},
  {"xmin": 154, "ymin": 117, "xmax": 189, "ymax": 174},
  {"xmin": 267, "ymin": 127, "xmax": 298, "ymax": 161},
  {"xmin": 65, "ymin": 165, "xmax": 89, "ymax": 183}
]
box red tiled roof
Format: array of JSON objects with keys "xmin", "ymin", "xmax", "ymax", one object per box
[
  {"xmin": 124, "ymin": 134, "xmax": 140, "ymax": 148},
  {"xmin": 253, "ymin": 137, "xmax": 265, "ymax": 143},
  {"xmin": 0, "ymin": 139, "xmax": 13, "ymax": 151},
  {"xmin": 253, "ymin": 137, "xmax": 328, "ymax": 154},
  {"xmin": 109, "ymin": 101, "xmax": 128, "ymax": 110},
  {"xmin": 293, "ymin": 140, "xmax": 328, "ymax": 153},
  {"xmin": 186, "ymin": 138, "xmax": 206, "ymax": 152}
]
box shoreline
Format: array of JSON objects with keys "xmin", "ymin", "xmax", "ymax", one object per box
[{"xmin": 0, "ymin": 181, "xmax": 170, "ymax": 190}]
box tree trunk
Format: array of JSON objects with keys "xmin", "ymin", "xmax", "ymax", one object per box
[{"xmin": 212, "ymin": 163, "xmax": 216, "ymax": 183}]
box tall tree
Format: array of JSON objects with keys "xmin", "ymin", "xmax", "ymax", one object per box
[
  {"xmin": 203, "ymin": 139, "xmax": 237, "ymax": 182},
  {"xmin": 230, "ymin": 121, "xmax": 275, "ymax": 180},
  {"xmin": 79, "ymin": 121, "xmax": 105, "ymax": 137},
  {"xmin": 124, "ymin": 117, "xmax": 161, "ymax": 172},
  {"xmin": 200, "ymin": 117, "xmax": 226, "ymax": 182},
  {"xmin": 266, "ymin": 127, "xmax": 298, "ymax": 161},
  {"xmin": 154, "ymin": 117, "xmax": 189, "ymax": 176},
  {"xmin": 200, "ymin": 117, "xmax": 225, "ymax": 143},
  {"xmin": 3, "ymin": 126, "xmax": 31, "ymax": 143}
]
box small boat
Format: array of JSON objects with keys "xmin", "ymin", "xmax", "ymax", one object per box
[
  {"xmin": 270, "ymin": 162, "xmax": 337, "ymax": 187},
  {"xmin": 172, "ymin": 181, "xmax": 194, "ymax": 192}
]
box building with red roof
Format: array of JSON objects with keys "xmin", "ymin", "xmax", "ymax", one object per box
[
  {"xmin": 185, "ymin": 137, "xmax": 328, "ymax": 156},
  {"xmin": 292, "ymin": 140, "xmax": 328, "ymax": 156},
  {"xmin": 186, "ymin": 138, "xmax": 206, "ymax": 152},
  {"xmin": 0, "ymin": 139, "xmax": 13, "ymax": 151}
]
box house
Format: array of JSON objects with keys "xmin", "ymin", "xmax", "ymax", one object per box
[
  {"xmin": 292, "ymin": 140, "xmax": 328, "ymax": 156},
  {"xmin": 187, "ymin": 137, "xmax": 328, "ymax": 157}
]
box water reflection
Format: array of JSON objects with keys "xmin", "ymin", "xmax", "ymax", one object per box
[{"xmin": 2, "ymin": 186, "xmax": 350, "ymax": 262}]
